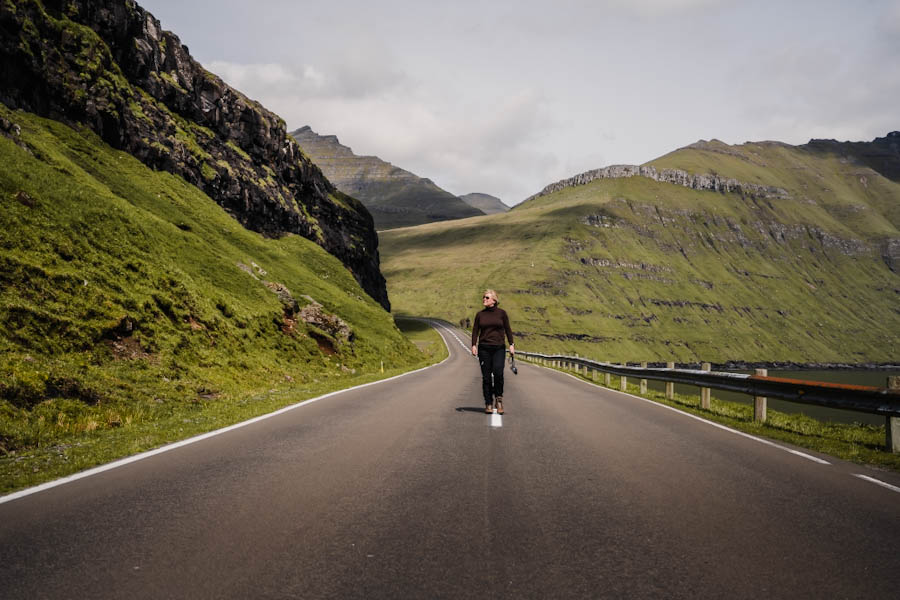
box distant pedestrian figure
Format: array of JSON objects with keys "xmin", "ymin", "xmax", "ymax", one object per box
[{"xmin": 471, "ymin": 289, "xmax": 514, "ymax": 414}]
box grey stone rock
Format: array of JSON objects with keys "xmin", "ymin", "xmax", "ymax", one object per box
[{"xmin": 525, "ymin": 164, "xmax": 790, "ymax": 204}]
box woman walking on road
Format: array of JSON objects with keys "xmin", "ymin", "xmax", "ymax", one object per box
[{"xmin": 471, "ymin": 289, "xmax": 514, "ymax": 414}]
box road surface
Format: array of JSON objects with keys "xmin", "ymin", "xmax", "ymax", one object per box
[{"xmin": 1, "ymin": 322, "xmax": 899, "ymax": 599}]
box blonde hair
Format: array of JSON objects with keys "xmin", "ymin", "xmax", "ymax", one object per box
[{"xmin": 483, "ymin": 289, "xmax": 499, "ymax": 306}]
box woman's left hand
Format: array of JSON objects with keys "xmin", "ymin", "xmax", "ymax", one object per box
[{"xmin": 509, "ymin": 344, "xmax": 515, "ymax": 355}]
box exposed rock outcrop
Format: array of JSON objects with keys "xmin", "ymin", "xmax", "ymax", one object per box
[
  {"xmin": 883, "ymin": 238, "xmax": 900, "ymax": 272},
  {"xmin": 0, "ymin": 0, "xmax": 389, "ymax": 309},
  {"xmin": 525, "ymin": 164, "xmax": 790, "ymax": 203},
  {"xmin": 298, "ymin": 296, "xmax": 353, "ymax": 345}
]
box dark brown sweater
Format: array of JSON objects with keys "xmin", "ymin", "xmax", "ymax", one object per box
[{"xmin": 471, "ymin": 306, "xmax": 514, "ymax": 347}]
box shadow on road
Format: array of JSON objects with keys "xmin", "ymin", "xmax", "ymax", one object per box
[{"xmin": 455, "ymin": 407, "xmax": 489, "ymax": 413}]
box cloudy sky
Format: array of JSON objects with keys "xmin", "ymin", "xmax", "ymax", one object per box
[{"xmin": 141, "ymin": 0, "xmax": 899, "ymax": 205}]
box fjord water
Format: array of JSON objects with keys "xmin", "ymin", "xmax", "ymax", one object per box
[{"xmin": 646, "ymin": 370, "xmax": 900, "ymax": 425}]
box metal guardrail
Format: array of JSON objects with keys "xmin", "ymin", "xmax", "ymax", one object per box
[{"xmin": 516, "ymin": 351, "xmax": 900, "ymax": 452}]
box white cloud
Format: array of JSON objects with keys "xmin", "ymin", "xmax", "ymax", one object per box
[
  {"xmin": 603, "ymin": 0, "xmax": 730, "ymax": 17},
  {"xmin": 255, "ymin": 78, "xmax": 559, "ymax": 201},
  {"xmin": 729, "ymin": 22, "xmax": 900, "ymax": 145},
  {"xmin": 884, "ymin": 1, "xmax": 900, "ymax": 33}
]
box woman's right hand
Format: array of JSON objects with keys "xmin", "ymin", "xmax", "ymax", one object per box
[{"xmin": 471, "ymin": 345, "xmax": 478, "ymax": 356}]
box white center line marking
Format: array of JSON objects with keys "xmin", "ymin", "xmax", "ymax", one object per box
[
  {"xmin": 491, "ymin": 410, "xmax": 503, "ymax": 428},
  {"xmin": 853, "ymin": 474, "xmax": 900, "ymax": 494}
]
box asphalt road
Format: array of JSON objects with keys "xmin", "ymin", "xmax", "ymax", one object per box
[{"xmin": 1, "ymin": 322, "xmax": 899, "ymax": 599}]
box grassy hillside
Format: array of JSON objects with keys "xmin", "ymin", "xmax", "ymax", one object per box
[
  {"xmin": 0, "ymin": 105, "xmax": 426, "ymax": 491},
  {"xmin": 381, "ymin": 140, "xmax": 900, "ymax": 365}
]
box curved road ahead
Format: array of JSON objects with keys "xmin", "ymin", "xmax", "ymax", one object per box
[{"xmin": 1, "ymin": 323, "xmax": 899, "ymax": 599}]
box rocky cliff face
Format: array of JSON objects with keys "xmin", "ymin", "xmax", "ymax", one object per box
[
  {"xmin": 0, "ymin": 0, "xmax": 389, "ymax": 309},
  {"xmin": 525, "ymin": 164, "xmax": 790, "ymax": 204},
  {"xmin": 291, "ymin": 126, "xmax": 484, "ymax": 230}
]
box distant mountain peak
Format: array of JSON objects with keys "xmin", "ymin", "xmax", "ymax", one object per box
[
  {"xmin": 291, "ymin": 126, "xmax": 484, "ymax": 229},
  {"xmin": 459, "ymin": 193, "xmax": 510, "ymax": 214},
  {"xmin": 804, "ymin": 130, "xmax": 900, "ymax": 182}
]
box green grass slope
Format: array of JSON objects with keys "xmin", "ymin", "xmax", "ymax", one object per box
[
  {"xmin": 381, "ymin": 141, "xmax": 900, "ymax": 365},
  {"xmin": 0, "ymin": 106, "xmax": 425, "ymax": 491}
]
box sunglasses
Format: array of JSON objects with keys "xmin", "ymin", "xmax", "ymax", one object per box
[{"xmin": 483, "ymin": 295, "xmax": 491, "ymax": 300}]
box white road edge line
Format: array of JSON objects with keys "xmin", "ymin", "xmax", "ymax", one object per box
[
  {"xmin": 1, "ymin": 324, "xmax": 457, "ymax": 506},
  {"xmin": 852, "ymin": 474, "xmax": 900, "ymax": 494},
  {"xmin": 548, "ymin": 366, "xmax": 831, "ymax": 466}
]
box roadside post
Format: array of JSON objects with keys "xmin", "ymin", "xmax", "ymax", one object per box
[
  {"xmin": 640, "ymin": 362, "xmax": 648, "ymax": 394},
  {"xmin": 754, "ymin": 369, "xmax": 768, "ymax": 423},
  {"xmin": 666, "ymin": 362, "xmax": 675, "ymax": 400},
  {"xmin": 700, "ymin": 362, "xmax": 711, "ymax": 409},
  {"xmin": 888, "ymin": 376, "xmax": 900, "ymax": 453}
]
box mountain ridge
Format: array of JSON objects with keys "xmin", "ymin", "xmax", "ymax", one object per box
[
  {"xmin": 0, "ymin": 0, "xmax": 390, "ymax": 309},
  {"xmin": 381, "ymin": 135, "xmax": 900, "ymax": 364},
  {"xmin": 804, "ymin": 131, "xmax": 900, "ymax": 182},
  {"xmin": 459, "ymin": 192, "xmax": 510, "ymax": 214},
  {"xmin": 290, "ymin": 125, "xmax": 484, "ymax": 230}
]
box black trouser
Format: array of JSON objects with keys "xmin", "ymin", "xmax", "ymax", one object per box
[{"xmin": 478, "ymin": 344, "xmax": 506, "ymax": 405}]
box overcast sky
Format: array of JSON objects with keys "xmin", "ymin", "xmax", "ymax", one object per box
[{"xmin": 140, "ymin": 0, "xmax": 899, "ymax": 205}]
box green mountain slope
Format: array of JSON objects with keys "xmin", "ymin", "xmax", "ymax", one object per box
[
  {"xmin": 0, "ymin": 106, "xmax": 423, "ymax": 474},
  {"xmin": 290, "ymin": 126, "xmax": 484, "ymax": 230},
  {"xmin": 0, "ymin": 0, "xmax": 390, "ymax": 309},
  {"xmin": 381, "ymin": 138, "xmax": 900, "ymax": 365}
]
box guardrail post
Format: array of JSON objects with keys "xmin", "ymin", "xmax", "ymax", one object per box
[
  {"xmin": 754, "ymin": 369, "xmax": 768, "ymax": 423},
  {"xmin": 592, "ymin": 368, "xmax": 598, "ymax": 382},
  {"xmin": 666, "ymin": 362, "xmax": 674, "ymax": 400},
  {"xmin": 700, "ymin": 362, "xmax": 711, "ymax": 409},
  {"xmin": 620, "ymin": 363, "xmax": 628, "ymax": 392},
  {"xmin": 888, "ymin": 376, "xmax": 900, "ymax": 453},
  {"xmin": 605, "ymin": 371, "xmax": 611, "ymax": 387},
  {"xmin": 575, "ymin": 353, "xmax": 580, "ymax": 373},
  {"xmin": 640, "ymin": 362, "xmax": 647, "ymax": 394}
]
